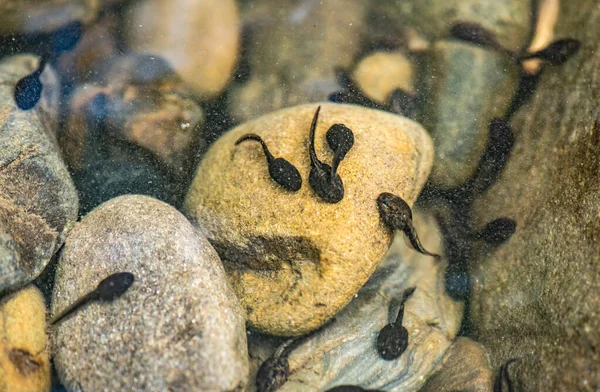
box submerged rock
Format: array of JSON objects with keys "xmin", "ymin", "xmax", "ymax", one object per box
[
  {"xmin": 229, "ymin": 1, "xmax": 369, "ymax": 122},
  {"xmin": 124, "ymin": 0, "xmax": 240, "ymax": 99},
  {"xmin": 384, "ymin": 0, "xmax": 532, "ymax": 53},
  {"xmin": 420, "ymin": 337, "xmax": 494, "ymax": 392},
  {"xmin": 469, "ymin": 1, "xmax": 600, "ymax": 389},
  {"xmin": 247, "ymin": 212, "xmax": 463, "ymax": 391},
  {"xmin": 0, "ymin": 55, "xmax": 78, "ymax": 295},
  {"xmin": 422, "ymin": 40, "xmax": 518, "ymax": 190},
  {"xmin": 184, "ymin": 103, "xmax": 433, "ymax": 336},
  {"xmin": 52, "ymin": 195, "xmax": 249, "ymax": 391},
  {"xmin": 0, "ymin": 285, "xmax": 51, "ymax": 392},
  {"xmin": 0, "ymin": 0, "xmax": 98, "ymax": 36}
]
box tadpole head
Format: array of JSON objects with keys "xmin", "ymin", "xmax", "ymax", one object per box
[
  {"xmin": 376, "ymin": 192, "xmax": 412, "ymax": 231},
  {"xmin": 269, "ymin": 158, "xmax": 302, "ymax": 192},
  {"xmin": 309, "ymin": 165, "xmax": 344, "ymax": 203},
  {"xmin": 96, "ymin": 272, "xmax": 135, "ymax": 301},
  {"xmin": 51, "ymin": 21, "xmax": 83, "ymax": 55},
  {"xmin": 14, "ymin": 73, "xmax": 43, "ymax": 110},
  {"xmin": 376, "ymin": 323, "xmax": 409, "ymax": 360},
  {"xmin": 478, "ymin": 218, "xmax": 516, "ymax": 246},
  {"xmin": 530, "ymin": 38, "xmax": 581, "ymax": 65},
  {"xmin": 326, "ymin": 123, "xmax": 354, "ymax": 160}
]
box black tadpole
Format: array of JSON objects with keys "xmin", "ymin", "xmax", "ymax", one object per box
[
  {"xmin": 376, "ymin": 287, "xmax": 416, "ymax": 360},
  {"xmin": 520, "ymin": 38, "xmax": 580, "ymax": 65},
  {"xmin": 326, "ymin": 386, "xmax": 384, "ymax": 392},
  {"xmin": 326, "ymin": 122, "xmax": 354, "ymax": 178},
  {"xmin": 376, "ymin": 193, "xmax": 440, "ymax": 258},
  {"xmin": 493, "ymin": 358, "xmax": 518, "ymax": 392},
  {"xmin": 450, "ymin": 22, "xmax": 515, "ymax": 58},
  {"xmin": 477, "ymin": 218, "xmax": 516, "ymax": 246},
  {"xmin": 14, "ymin": 58, "xmax": 46, "ymax": 110},
  {"xmin": 308, "ymin": 106, "xmax": 345, "ymax": 203},
  {"xmin": 51, "ymin": 272, "xmax": 135, "ymax": 325},
  {"xmin": 236, "ymin": 133, "xmax": 302, "ymax": 192}
]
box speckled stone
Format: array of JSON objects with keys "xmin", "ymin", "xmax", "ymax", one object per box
[
  {"xmin": 0, "ymin": 0, "xmax": 99, "ymax": 36},
  {"xmin": 420, "ymin": 337, "xmax": 494, "ymax": 392},
  {"xmin": 229, "ymin": 0, "xmax": 369, "ymax": 122},
  {"xmin": 247, "ymin": 211, "xmax": 464, "ymax": 391},
  {"xmin": 0, "ymin": 55, "xmax": 78, "ymax": 295},
  {"xmin": 184, "ymin": 103, "xmax": 434, "ymax": 336},
  {"xmin": 385, "ymin": 0, "xmax": 532, "ymax": 52},
  {"xmin": 0, "ymin": 285, "xmax": 51, "ymax": 392},
  {"xmin": 422, "ymin": 40, "xmax": 518, "ymax": 189},
  {"xmin": 468, "ymin": 2, "xmax": 600, "ymax": 389},
  {"xmin": 352, "ymin": 51, "xmax": 415, "ymax": 105},
  {"xmin": 52, "ymin": 195, "xmax": 249, "ymax": 391},
  {"xmin": 124, "ymin": 0, "xmax": 240, "ymax": 99}
]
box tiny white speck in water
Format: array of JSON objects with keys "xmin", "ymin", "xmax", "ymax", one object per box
[{"xmin": 181, "ymin": 122, "xmax": 190, "ymax": 129}]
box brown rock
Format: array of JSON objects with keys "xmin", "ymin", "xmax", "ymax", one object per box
[
  {"xmin": 63, "ymin": 54, "xmax": 204, "ymax": 176},
  {"xmin": 229, "ymin": 0, "xmax": 369, "ymax": 122},
  {"xmin": 469, "ymin": 1, "xmax": 600, "ymax": 389},
  {"xmin": 420, "ymin": 338, "xmax": 494, "ymax": 392},
  {"xmin": 184, "ymin": 103, "xmax": 433, "ymax": 336},
  {"xmin": 124, "ymin": 0, "xmax": 240, "ymax": 99},
  {"xmin": 0, "ymin": 0, "xmax": 98, "ymax": 36},
  {"xmin": 52, "ymin": 195, "xmax": 249, "ymax": 391},
  {"xmin": 0, "ymin": 55, "xmax": 78, "ymax": 295}
]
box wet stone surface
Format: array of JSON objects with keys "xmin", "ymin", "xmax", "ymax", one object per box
[
  {"xmin": 247, "ymin": 211, "xmax": 463, "ymax": 391},
  {"xmin": 469, "ymin": 1, "xmax": 600, "ymax": 389},
  {"xmin": 185, "ymin": 102, "xmax": 434, "ymax": 336},
  {"xmin": 0, "ymin": 54, "xmax": 78, "ymax": 295},
  {"xmin": 52, "ymin": 195, "xmax": 249, "ymax": 391}
]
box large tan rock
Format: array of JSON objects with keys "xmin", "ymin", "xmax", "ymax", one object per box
[{"xmin": 184, "ymin": 103, "xmax": 433, "ymax": 336}]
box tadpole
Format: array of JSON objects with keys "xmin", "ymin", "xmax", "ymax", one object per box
[
  {"xmin": 13, "ymin": 21, "xmax": 83, "ymax": 110},
  {"xmin": 236, "ymin": 133, "xmax": 302, "ymax": 192},
  {"xmin": 376, "ymin": 287, "xmax": 416, "ymax": 360},
  {"xmin": 14, "ymin": 58, "xmax": 46, "ymax": 110},
  {"xmin": 326, "ymin": 123, "xmax": 354, "ymax": 179},
  {"xmin": 51, "ymin": 272, "xmax": 135, "ymax": 325},
  {"xmin": 308, "ymin": 106, "xmax": 345, "ymax": 203},
  {"xmin": 476, "ymin": 218, "xmax": 516, "ymax": 246},
  {"xmin": 377, "ymin": 192, "xmax": 440, "ymax": 258},
  {"xmin": 450, "ymin": 22, "xmax": 515, "ymax": 57},
  {"xmin": 494, "ymin": 358, "xmax": 518, "ymax": 392},
  {"xmin": 519, "ymin": 38, "xmax": 580, "ymax": 65},
  {"xmin": 325, "ymin": 386, "xmax": 384, "ymax": 392}
]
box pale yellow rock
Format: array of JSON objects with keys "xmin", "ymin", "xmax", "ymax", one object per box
[
  {"xmin": 184, "ymin": 103, "xmax": 434, "ymax": 336},
  {"xmin": 124, "ymin": 0, "xmax": 240, "ymax": 99},
  {"xmin": 352, "ymin": 51, "xmax": 415, "ymax": 105},
  {"xmin": 0, "ymin": 285, "xmax": 50, "ymax": 392}
]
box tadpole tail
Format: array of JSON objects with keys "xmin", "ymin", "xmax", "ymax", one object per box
[
  {"xmin": 32, "ymin": 57, "xmax": 48, "ymax": 78},
  {"xmin": 330, "ymin": 152, "xmax": 342, "ymax": 178},
  {"xmin": 403, "ymin": 222, "xmax": 440, "ymax": 259},
  {"xmin": 395, "ymin": 287, "xmax": 417, "ymax": 324},
  {"xmin": 235, "ymin": 133, "xmax": 275, "ymax": 164},
  {"xmin": 309, "ymin": 106, "xmax": 322, "ymax": 168},
  {"xmin": 51, "ymin": 290, "xmax": 98, "ymax": 326}
]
